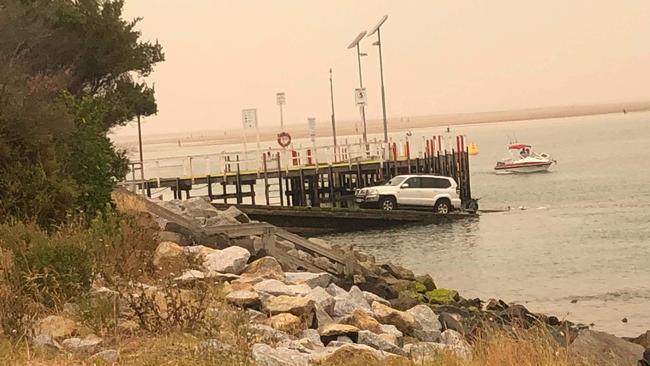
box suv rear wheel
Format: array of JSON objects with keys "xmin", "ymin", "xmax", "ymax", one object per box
[
  {"xmin": 434, "ymin": 198, "xmax": 451, "ymax": 214},
  {"xmin": 379, "ymin": 196, "xmax": 397, "ymax": 211}
]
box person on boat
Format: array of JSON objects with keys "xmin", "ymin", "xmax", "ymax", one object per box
[{"xmin": 520, "ymin": 149, "xmax": 529, "ymax": 158}]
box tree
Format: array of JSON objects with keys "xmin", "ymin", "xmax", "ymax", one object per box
[{"xmin": 0, "ymin": 0, "xmax": 164, "ymax": 225}]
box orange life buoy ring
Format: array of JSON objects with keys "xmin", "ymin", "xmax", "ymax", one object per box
[{"xmin": 277, "ymin": 132, "xmax": 291, "ymax": 148}]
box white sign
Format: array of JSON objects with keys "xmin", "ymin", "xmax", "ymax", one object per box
[
  {"xmin": 242, "ymin": 108, "xmax": 258, "ymax": 129},
  {"xmin": 308, "ymin": 117, "xmax": 316, "ymax": 138},
  {"xmin": 355, "ymin": 88, "xmax": 367, "ymax": 106},
  {"xmin": 276, "ymin": 92, "xmax": 286, "ymax": 105}
]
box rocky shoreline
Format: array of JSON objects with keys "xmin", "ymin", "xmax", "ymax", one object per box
[{"xmin": 28, "ymin": 192, "xmax": 650, "ymax": 365}]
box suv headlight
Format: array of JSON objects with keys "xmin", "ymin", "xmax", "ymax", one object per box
[{"xmin": 366, "ymin": 189, "xmax": 379, "ymax": 197}]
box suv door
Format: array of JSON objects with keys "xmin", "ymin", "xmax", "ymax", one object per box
[
  {"xmin": 398, "ymin": 177, "xmax": 422, "ymax": 206},
  {"xmin": 421, "ymin": 177, "xmax": 452, "ymax": 206}
]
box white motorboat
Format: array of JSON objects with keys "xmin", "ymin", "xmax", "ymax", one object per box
[{"xmin": 494, "ymin": 143, "xmax": 556, "ymax": 173}]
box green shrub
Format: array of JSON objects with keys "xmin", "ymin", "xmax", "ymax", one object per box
[{"xmin": 1, "ymin": 221, "xmax": 94, "ymax": 308}]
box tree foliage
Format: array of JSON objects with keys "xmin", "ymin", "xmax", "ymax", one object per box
[{"xmin": 0, "ymin": 0, "xmax": 164, "ymax": 225}]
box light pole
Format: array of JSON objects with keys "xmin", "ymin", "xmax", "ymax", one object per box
[
  {"xmin": 136, "ymin": 114, "xmax": 145, "ymax": 182},
  {"xmin": 368, "ymin": 15, "xmax": 389, "ymax": 144},
  {"xmin": 329, "ymin": 68, "xmax": 337, "ymax": 158},
  {"xmin": 347, "ymin": 31, "xmax": 369, "ymax": 152},
  {"xmin": 276, "ymin": 92, "xmax": 286, "ymax": 130}
]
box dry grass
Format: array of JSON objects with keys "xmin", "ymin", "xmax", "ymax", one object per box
[{"xmin": 0, "ymin": 322, "xmax": 597, "ymax": 366}]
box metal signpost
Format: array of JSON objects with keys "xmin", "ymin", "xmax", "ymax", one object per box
[
  {"xmin": 308, "ymin": 117, "xmax": 317, "ymax": 165},
  {"xmin": 242, "ymin": 108, "xmax": 261, "ymax": 169},
  {"xmin": 276, "ymin": 92, "xmax": 286, "ymax": 130}
]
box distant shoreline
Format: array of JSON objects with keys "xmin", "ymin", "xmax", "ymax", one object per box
[{"xmin": 115, "ymin": 101, "xmax": 650, "ymax": 147}]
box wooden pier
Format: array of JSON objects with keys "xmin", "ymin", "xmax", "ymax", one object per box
[{"xmin": 126, "ymin": 136, "xmax": 476, "ymax": 211}]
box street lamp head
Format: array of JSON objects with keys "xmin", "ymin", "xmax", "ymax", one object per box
[
  {"xmin": 359, "ymin": 53, "xmax": 368, "ymax": 57},
  {"xmin": 372, "ymin": 41, "xmax": 380, "ymax": 46},
  {"xmin": 368, "ymin": 15, "xmax": 388, "ymax": 36},
  {"xmin": 347, "ymin": 31, "xmax": 367, "ymax": 49}
]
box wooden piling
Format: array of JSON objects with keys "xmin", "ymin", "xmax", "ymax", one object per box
[
  {"xmin": 207, "ymin": 175, "xmax": 213, "ymax": 200},
  {"xmin": 262, "ymin": 155, "xmax": 270, "ymax": 205},
  {"xmin": 299, "ymin": 168, "xmax": 306, "ymax": 206},
  {"xmin": 277, "ymin": 152, "xmax": 284, "ymax": 207},
  {"xmin": 235, "ymin": 155, "xmax": 242, "ymax": 204}
]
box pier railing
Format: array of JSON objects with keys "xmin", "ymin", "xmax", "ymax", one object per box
[{"xmin": 123, "ymin": 135, "xmax": 474, "ymax": 209}]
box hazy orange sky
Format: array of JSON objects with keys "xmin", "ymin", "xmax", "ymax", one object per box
[{"xmin": 115, "ymin": 0, "xmax": 650, "ymax": 137}]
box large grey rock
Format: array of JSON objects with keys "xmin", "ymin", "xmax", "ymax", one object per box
[
  {"xmin": 174, "ymin": 269, "xmax": 206, "ymax": 283},
  {"xmin": 264, "ymin": 313, "xmax": 304, "ymax": 335},
  {"xmin": 250, "ymin": 324, "xmax": 293, "ymax": 346},
  {"xmin": 348, "ymin": 286, "xmax": 372, "ymax": 312},
  {"xmin": 308, "ymin": 344, "xmax": 396, "ymax": 364},
  {"xmin": 325, "ymin": 283, "xmax": 348, "ymax": 297},
  {"xmin": 407, "ymin": 304, "xmax": 442, "ymax": 342},
  {"xmin": 440, "ymin": 329, "xmax": 472, "ymax": 359},
  {"xmin": 318, "ymin": 323, "xmax": 360, "ymax": 337},
  {"xmin": 254, "ymin": 279, "xmax": 297, "ymax": 297},
  {"xmin": 304, "ymin": 287, "xmax": 335, "ymax": 314},
  {"xmin": 263, "ymin": 296, "xmax": 315, "ymax": 325},
  {"xmin": 60, "ymin": 336, "xmax": 103, "ymax": 354},
  {"xmin": 363, "ymin": 291, "xmax": 391, "ymax": 307},
  {"xmin": 569, "ymin": 329, "xmax": 645, "ymax": 366},
  {"xmin": 184, "ymin": 245, "xmax": 218, "ymax": 260},
  {"xmin": 357, "ymin": 330, "xmax": 406, "ymax": 356},
  {"xmin": 221, "ymin": 206, "xmax": 251, "ymax": 223},
  {"xmin": 439, "ymin": 312, "xmax": 465, "ymax": 334},
  {"xmin": 313, "ymin": 304, "xmax": 335, "ymax": 328},
  {"xmin": 156, "ymin": 231, "xmax": 190, "ymax": 245},
  {"xmin": 342, "ymin": 309, "xmax": 382, "ymax": 333},
  {"xmin": 371, "ymin": 301, "xmax": 418, "ymax": 335},
  {"xmin": 379, "ymin": 324, "xmax": 403, "ymax": 338},
  {"xmin": 246, "ymin": 309, "xmax": 267, "ymax": 322},
  {"xmin": 152, "ymin": 241, "xmax": 186, "ymax": 274},
  {"xmin": 32, "ymin": 334, "xmax": 62, "ymax": 351},
  {"xmin": 89, "ymin": 349, "xmax": 119, "ymax": 363},
  {"xmin": 407, "ymin": 304, "xmax": 441, "ymax": 331},
  {"xmin": 225, "ymin": 290, "xmax": 261, "ymax": 309},
  {"xmin": 299, "ymin": 329, "xmax": 325, "ymax": 349},
  {"xmin": 242, "ymin": 257, "xmax": 286, "ymax": 281},
  {"xmin": 202, "ymin": 246, "xmax": 250, "ymax": 274},
  {"xmin": 288, "ymin": 284, "xmax": 312, "ymax": 296},
  {"xmin": 35, "ymin": 315, "xmax": 79, "ymax": 339},
  {"xmin": 329, "ymin": 286, "xmax": 371, "ymax": 319},
  {"xmin": 251, "ymin": 343, "xmax": 309, "ymax": 366},
  {"xmin": 284, "ymin": 272, "xmax": 331, "ymax": 288},
  {"xmin": 403, "ymin": 342, "xmax": 447, "ymax": 363},
  {"xmin": 181, "ymin": 197, "xmax": 220, "ymax": 218}
]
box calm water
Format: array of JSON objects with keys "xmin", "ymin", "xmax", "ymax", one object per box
[
  {"xmin": 126, "ymin": 112, "xmax": 650, "ymax": 336},
  {"xmin": 322, "ymin": 112, "xmax": 650, "ymax": 336}
]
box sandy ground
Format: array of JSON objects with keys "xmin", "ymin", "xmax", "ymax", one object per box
[{"xmin": 115, "ymin": 101, "xmax": 650, "ymax": 147}]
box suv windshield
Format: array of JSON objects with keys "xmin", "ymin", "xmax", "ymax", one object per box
[{"xmin": 384, "ymin": 177, "xmax": 406, "ymax": 186}]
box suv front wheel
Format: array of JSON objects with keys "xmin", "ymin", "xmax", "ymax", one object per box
[
  {"xmin": 379, "ymin": 196, "xmax": 397, "ymax": 211},
  {"xmin": 434, "ymin": 199, "xmax": 451, "ymax": 214}
]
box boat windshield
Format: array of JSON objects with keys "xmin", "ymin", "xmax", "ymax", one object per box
[{"xmin": 385, "ymin": 177, "xmax": 406, "ymax": 186}]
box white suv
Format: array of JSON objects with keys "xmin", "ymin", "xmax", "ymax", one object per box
[{"xmin": 355, "ymin": 175, "xmax": 462, "ymax": 213}]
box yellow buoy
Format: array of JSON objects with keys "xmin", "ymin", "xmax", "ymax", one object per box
[{"xmin": 468, "ymin": 142, "xmax": 479, "ymax": 155}]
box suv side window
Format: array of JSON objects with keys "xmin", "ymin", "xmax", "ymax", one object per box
[
  {"xmin": 402, "ymin": 177, "xmax": 421, "ymax": 188},
  {"xmin": 421, "ymin": 177, "xmax": 451, "ymax": 189}
]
